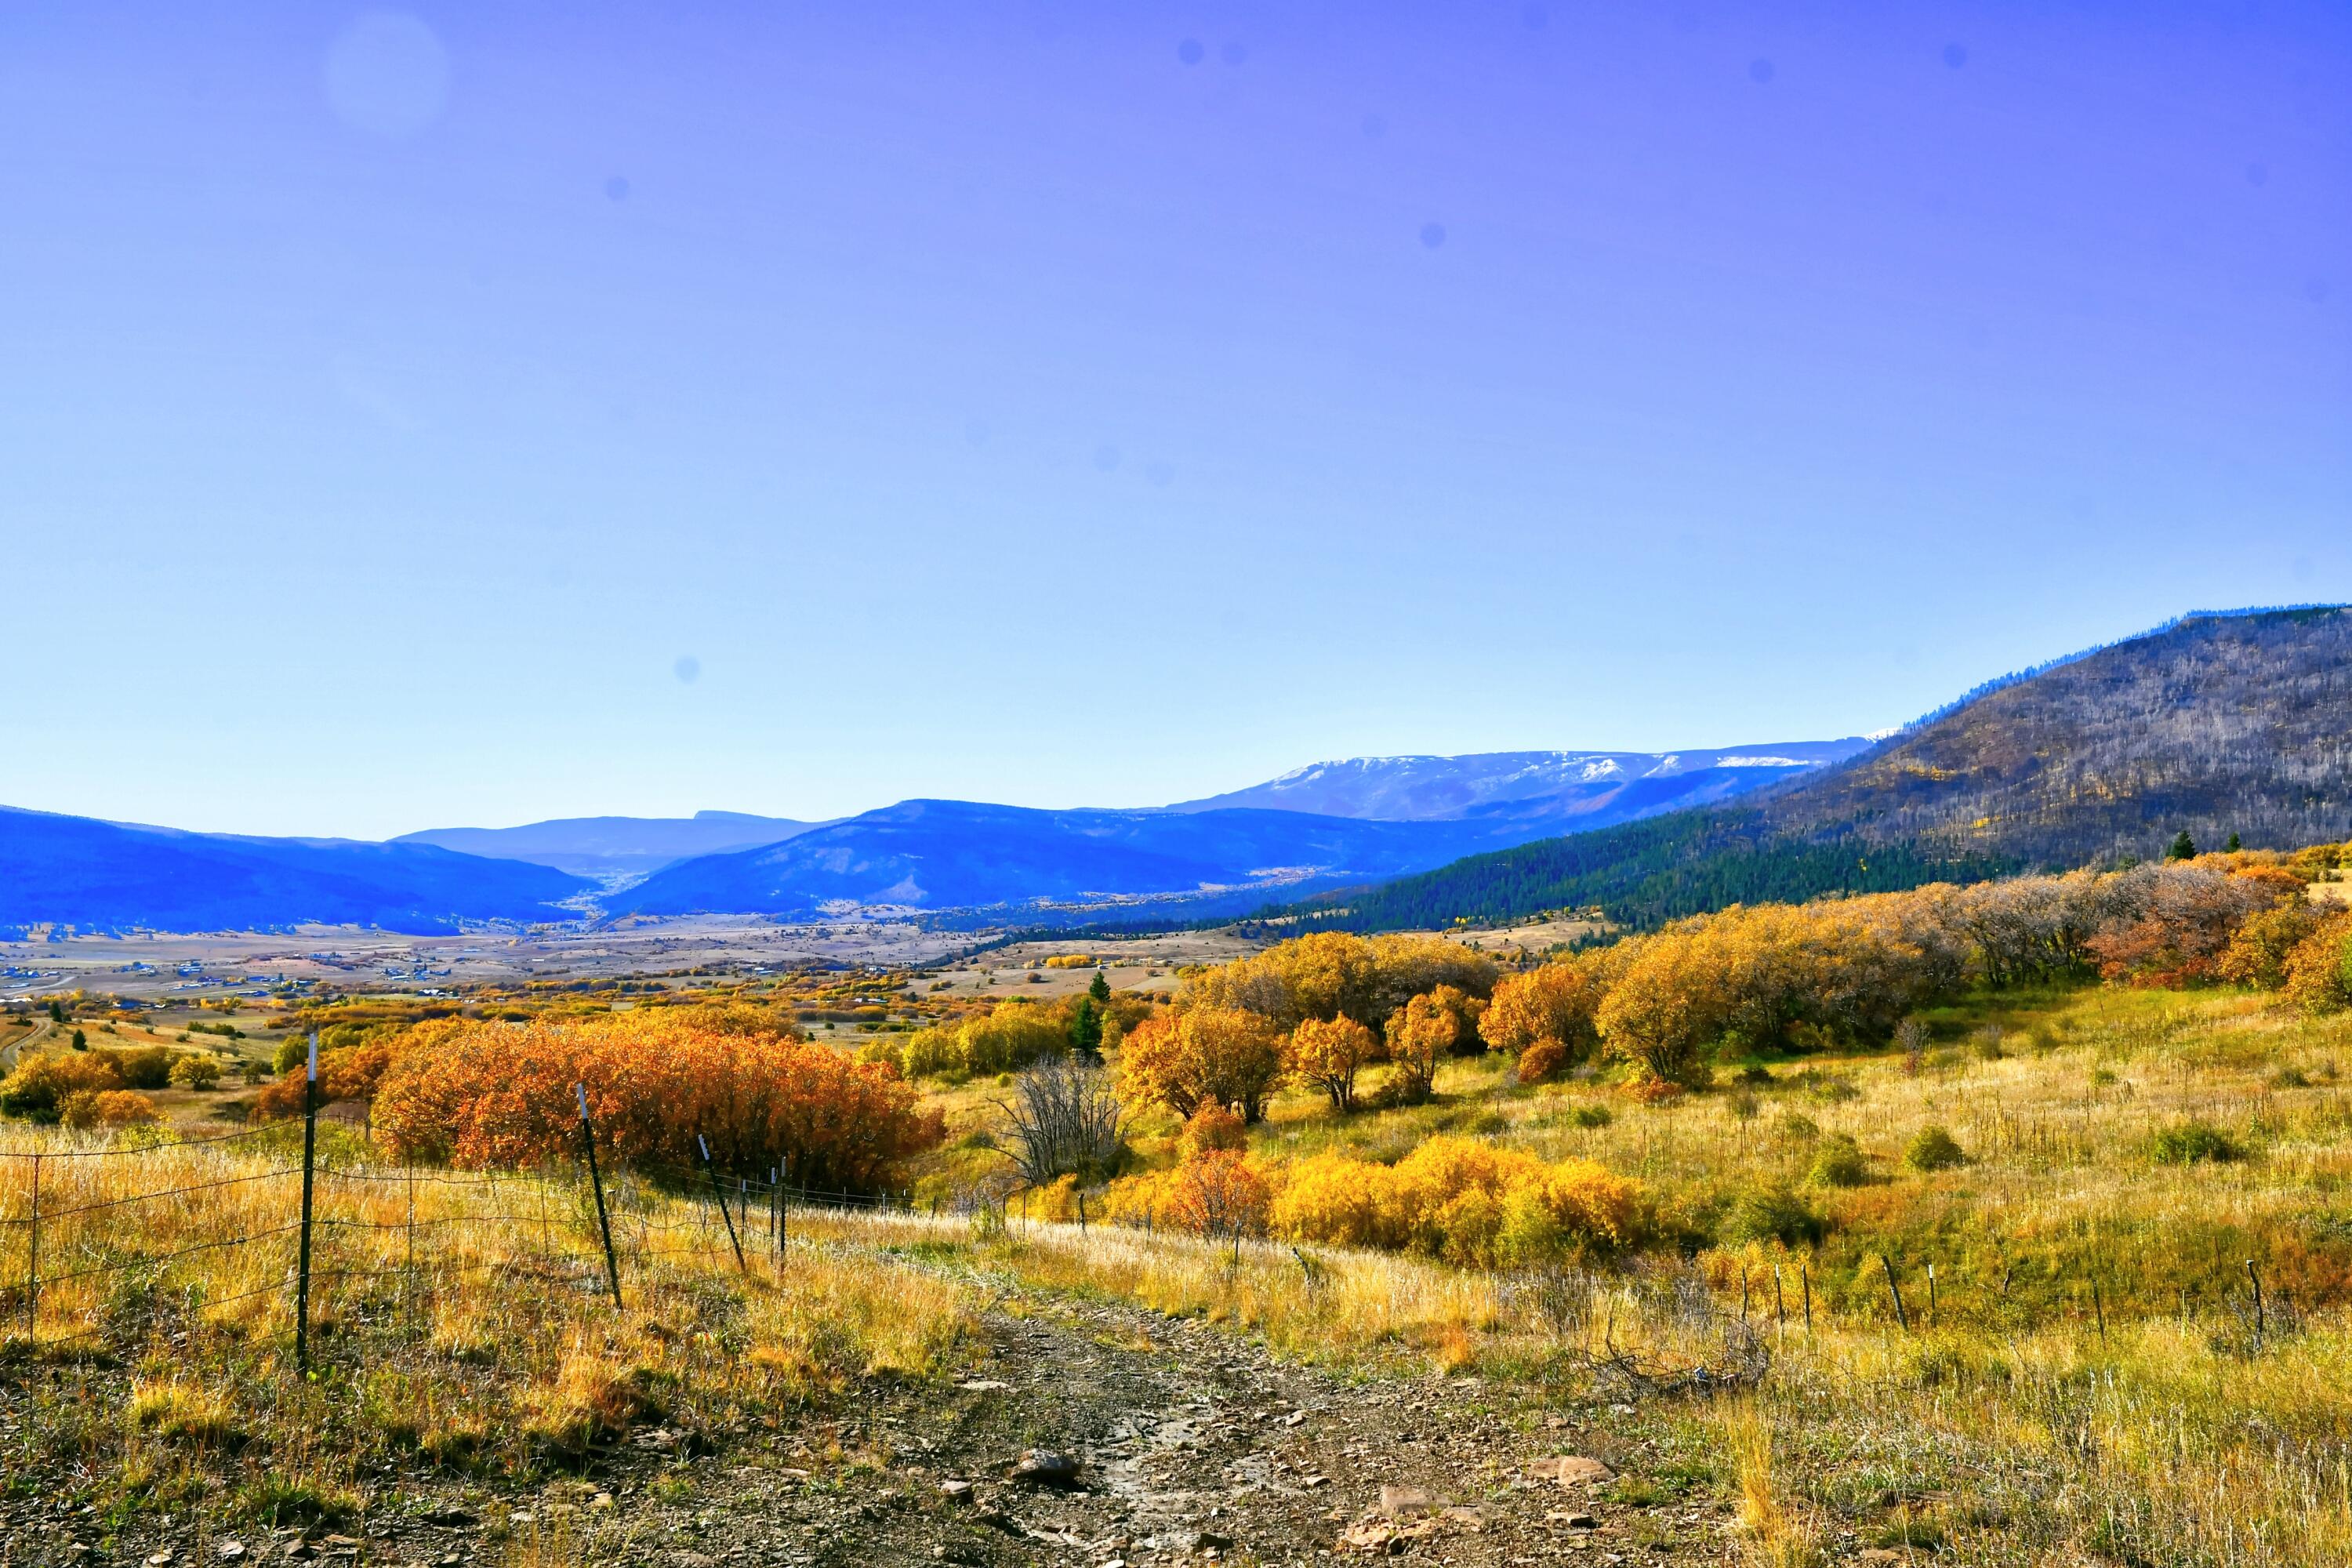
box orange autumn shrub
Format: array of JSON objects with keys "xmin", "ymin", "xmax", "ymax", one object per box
[
  {"xmin": 1177, "ymin": 1102, "xmax": 1248, "ymax": 1159},
  {"xmin": 1515, "ymin": 1037, "xmax": 1569, "ymax": 1084},
  {"xmin": 1160, "ymin": 1149, "xmax": 1273, "ymax": 1240},
  {"xmin": 252, "ymin": 1028, "xmax": 425, "ymax": 1120},
  {"xmin": 372, "ymin": 1007, "xmax": 942, "ymax": 1192}
]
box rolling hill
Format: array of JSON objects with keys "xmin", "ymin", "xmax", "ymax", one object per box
[
  {"xmin": 0, "ymin": 808, "xmax": 595, "ymax": 935},
  {"xmin": 1281, "ymin": 606, "xmax": 2352, "ymax": 932},
  {"xmin": 615, "ymin": 799, "xmax": 1541, "ymax": 918},
  {"xmin": 394, "ymin": 811, "xmax": 822, "ymax": 880}
]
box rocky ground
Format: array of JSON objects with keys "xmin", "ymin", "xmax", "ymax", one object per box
[{"xmin": 1, "ymin": 1287, "xmax": 1750, "ymax": 1567}]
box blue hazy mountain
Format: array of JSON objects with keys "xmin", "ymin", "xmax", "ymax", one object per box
[
  {"xmin": 394, "ymin": 810, "xmax": 823, "ymax": 880},
  {"xmin": 612, "ymin": 742, "xmax": 1873, "ymax": 917},
  {"xmin": 615, "ymin": 799, "xmax": 1531, "ymax": 916},
  {"xmin": 0, "ymin": 807, "xmax": 593, "ymax": 935}
]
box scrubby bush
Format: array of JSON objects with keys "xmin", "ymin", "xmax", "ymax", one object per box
[
  {"xmin": 2150, "ymin": 1120, "xmax": 2245, "ymax": 1165},
  {"xmin": 1806, "ymin": 1134, "xmax": 1870, "ymax": 1188},
  {"xmin": 1269, "ymin": 1136, "xmax": 1641, "ymax": 1266},
  {"xmin": 1904, "ymin": 1125, "xmax": 1967, "ymax": 1172},
  {"xmin": 1568, "ymin": 1103, "xmax": 1614, "ymax": 1129},
  {"xmin": 1722, "ymin": 1185, "xmax": 1824, "ymax": 1248},
  {"xmin": 1517, "ymin": 1038, "xmax": 1569, "ymax": 1084},
  {"xmin": 252, "ymin": 1036, "xmax": 401, "ymax": 1120},
  {"xmin": 2282, "ymin": 916, "xmax": 2352, "ymax": 1016}
]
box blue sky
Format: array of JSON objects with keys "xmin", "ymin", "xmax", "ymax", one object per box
[{"xmin": 3, "ymin": 2, "xmax": 2346, "ymax": 838}]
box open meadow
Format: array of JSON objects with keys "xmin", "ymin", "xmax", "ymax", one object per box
[{"xmin": 5, "ymin": 850, "xmax": 2352, "ymax": 1566}]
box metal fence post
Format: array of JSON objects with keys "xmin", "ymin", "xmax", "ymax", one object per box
[
  {"xmin": 25, "ymin": 1152, "xmax": 39, "ymax": 1348},
  {"xmin": 296, "ymin": 1031, "xmax": 318, "ymax": 1377},
  {"xmin": 697, "ymin": 1135, "xmax": 748, "ymax": 1276},
  {"xmin": 576, "ymin": 1084, "xmax": 622, "ymax": 1309}
]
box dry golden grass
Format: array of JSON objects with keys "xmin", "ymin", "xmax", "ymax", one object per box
[
  {"xmin": 6, "ymin": 980, "xmax": 2350, "ymax": 1563},
  {"xmin": 0, "ymin": 1122, "xmax": 975, "ymax": 1519},
  {"xmin": 880, "ymin": 981, "xmax": 2352, "ymax": 1566}
]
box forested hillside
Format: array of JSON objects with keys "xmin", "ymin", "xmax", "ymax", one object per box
[{"xmin": 1292, "ymin": 607, "xmax": 2352, "ymax": 931}]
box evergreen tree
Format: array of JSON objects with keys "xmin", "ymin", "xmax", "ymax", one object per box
[
  {"xmin": 71, "ymin": 1028, "xmax": 86, "ymax": 1051},
  {"xmin": 49, "ymin": 1000, "xmax": 64, "ymax": 1023},
  {"xmin": 1069, "ymin": 996, "xmax": 1104, "ymax": 1056},
  {"xmin": 2224, "ymin": 832, "xmax": 2242, "ymax": 852},
  {"xmin": 2166, "ymin": 830, "xmax": 2198, "ymax": 862},
  {"xmin": 1088, "ymin": 968, "xmax": 1112, "ymax": 1004}
]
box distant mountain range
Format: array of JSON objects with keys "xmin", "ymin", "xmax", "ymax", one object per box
[
  {"xmin": 0, "ymin": 739, "xmax": 1865, "ymax": 931},
  {"xmin": 613, "ymin": 800, "xmax": 1522, "ymax": 917},
  {"xmin": 606, "ymin": 742, "xmax": 1874, "ymax": 919},
  {"xmin": 21, "ymin": 607, "xmax": 2341, "ymax": 936},
  {"xmin": 394, "ymin": 811, "xmax": 826, "ymax": 880},
  {"xmin": 1291, "ymin": 606, "xmax": 2352, "ymax": 932},
  {"xmin": 0, "ymin": 808, "xmax": 592, "ymax": 935}
]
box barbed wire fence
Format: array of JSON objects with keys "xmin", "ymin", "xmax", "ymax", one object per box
[
  {"xmin": 0, "ymin": 1034, "xmax": 933, "ymax": 1371},
  {"xmin": 1, "ymin": 1038, "xmax": 2303, "ymax": 1379}
]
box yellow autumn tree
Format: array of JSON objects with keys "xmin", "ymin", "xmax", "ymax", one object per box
[
  {"xmin": 1382, "ymin": 993, "xmax": 1454, "ymax": 1103},
  {"xmin": 1479, "ymin": 955, "xmax": 1610, "ymax": 1063},
  {"xmin": 1285, "ymin": 1014, "xmax": 1380, "ymax": 1112},
  {"xmin": 1116, "ymin": 1006, "xmax": 1286, "ymax": 1123}
]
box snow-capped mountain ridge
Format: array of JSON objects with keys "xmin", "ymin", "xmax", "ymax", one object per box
[{"xmin": 1166, "ymin": 740, "xmax": 1876, "ymax": 824}]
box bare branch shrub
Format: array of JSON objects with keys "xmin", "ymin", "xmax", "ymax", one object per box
[{"xmin": 996, "ymin": 1052, "xmax": 1124, "ymax": 1188}]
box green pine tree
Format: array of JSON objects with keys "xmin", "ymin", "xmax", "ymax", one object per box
[
  {"xmin": 1069, "ymin": 996, "xmax": 1104, "ymax": 1055},
  {"xmin": 2224, "ymin": 832, "xmax": 2242, "ymax": 852},
  {"xmin": 49, "ymin": 1000, "xmax": 64, "ymax": 1023},
  {"xmin": 1088, "ymin": 969, "xmax": 1112, "ymax": 1004},
  {"xmin": 2166, "ymin": 830, "xmax": 2198, "ymax": 862},
  {"xmin": 71, "ymin": 1028, "xmax": 87, "ymax": 1051}
]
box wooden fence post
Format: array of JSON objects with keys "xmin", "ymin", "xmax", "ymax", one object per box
[{"xmin": 1881, "ymin": 1254, "xmax": 1909, "ymax": 1334}]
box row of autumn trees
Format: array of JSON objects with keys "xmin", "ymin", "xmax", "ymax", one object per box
[{"xmin": 1114, "ymin": 844, "xmax": 2352, "ymax": 1110}]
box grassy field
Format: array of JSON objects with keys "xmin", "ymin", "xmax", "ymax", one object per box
[
  {"xmin": 3, "ymin": 978, "xmax": 2347, "ymax": 1564},
  {"xmin": 913, "ymin": 980, "xmax": 2352, "ymax": 1566}
]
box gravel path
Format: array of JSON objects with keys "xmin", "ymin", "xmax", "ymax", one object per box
[{"xmin": 1, "ymin": 1286, "xmax": 1740, "ymax": 1566}]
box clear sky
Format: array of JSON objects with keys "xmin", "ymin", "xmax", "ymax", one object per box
[{"xmin": 3, "ymin": 2, "xmax": 2346, "ymax": 839}]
